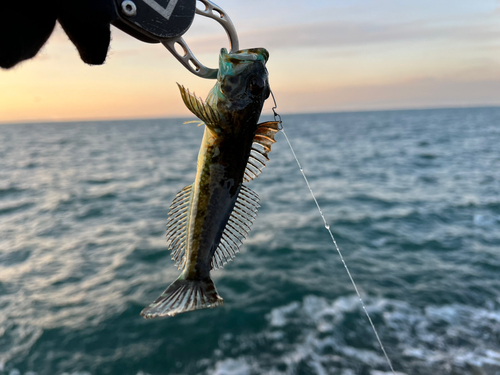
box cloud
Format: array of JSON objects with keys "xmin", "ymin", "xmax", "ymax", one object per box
[
  {"xmin": 185, "ymin": 18, "xmax": 500, "ymax": 54},
  {"xmin": 271, "ymin": 77, "xmax": 500, "ymax": 114}
]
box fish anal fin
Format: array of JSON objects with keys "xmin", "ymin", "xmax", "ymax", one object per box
[
  {"xmin": 140, "ymin": 277, "xmax": 223, "ymax": 318},
  {"xmin": 166, "ymin": 184, "xmax": 193, "ymax": 270},
  {"xmin": 211, "ymin": 185, "xmax": 259, "ymax": 270}
]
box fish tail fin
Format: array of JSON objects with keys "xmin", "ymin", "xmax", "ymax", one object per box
[{"xmin": 140, "ymin": 277, "xmax": 223, "ymax": 319}]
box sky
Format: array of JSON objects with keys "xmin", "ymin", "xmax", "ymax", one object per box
[{"xmin": 1, "ymin": 0, "xmax": 500, "ymax": 123}]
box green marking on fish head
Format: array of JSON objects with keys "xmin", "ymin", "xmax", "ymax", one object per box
[
  {"xmin": 207, "ymin": 48, "xmax": 271, "ymax": 127},
  {"xmin": 219, "ymin": 48, "xmax": 269, "ymax": 77},
  {"xmin": 218, "ymin": 48, "xmax": 270, "ymax": 101}
]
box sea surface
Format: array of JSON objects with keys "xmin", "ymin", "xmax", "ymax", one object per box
[{"xmin": 1, "ymin": 107, "xmax": 500, "ymax": 375}]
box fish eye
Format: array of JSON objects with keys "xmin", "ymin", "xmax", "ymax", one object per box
[{"xmin": 249, "ymin": 76, "xmax": 265, "ymax": 94}]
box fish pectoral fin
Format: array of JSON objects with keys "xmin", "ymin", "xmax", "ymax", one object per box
[
  {"xmin": 140, "ymin": 277, "xmax": 223, "ymax": 318},
  {"xmin": 254, "ymin": 121, "xmax": 279, "ymax": 154},
  {"xmin": 177, "ymin": 84, "xmax": 221, "ymax": 132},
  {"xmin": 243, "ymin": 121, "xmax": 280, "ymax": 182},
  {"xmin": 212, "ymin": 185, "xmax": 260, "ymax": 270},
  {"xmin": 166, "ymin": 184, "xmax": 193, "ymax": 270}
]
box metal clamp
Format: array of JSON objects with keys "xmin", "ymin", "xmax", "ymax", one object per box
[
  {"xmin": 161, "ymin": 0, "xmax": 239, "ymax": 79},
  {"xmin": 114, "ymin": 0, "xmax": 239, "ymax": 79}
]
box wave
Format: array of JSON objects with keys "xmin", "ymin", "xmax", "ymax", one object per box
[
  {"xmin": 205, "ymin": 295, "xmax": 500, "ymax": 375},
  {"xmin": 0, "ymin": 201, "xmax": 35, "ymax": 216},
  {"xmin": 0, "ymin": 187, "xmax": 26, "ymax": 199}
]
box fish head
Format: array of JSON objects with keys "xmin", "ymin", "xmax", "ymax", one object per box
[{"xmin": 208, "ymin": 48, "xmax": 271, "ymax": 127}]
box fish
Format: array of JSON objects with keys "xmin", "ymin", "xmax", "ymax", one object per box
[{"xmin": 140, "ymin": 47, "xmax": 280, "ymax": 318}]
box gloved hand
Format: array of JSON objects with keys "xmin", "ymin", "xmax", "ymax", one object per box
[{"xmin": 0, "ymin": 0, "xmax": 117, "ymax": 69}]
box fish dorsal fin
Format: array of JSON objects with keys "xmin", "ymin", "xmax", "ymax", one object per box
[
  {"xmin": 211, "ymin": 185, "xmax": 260, "ymax": 270},
  {"xmin": 244, "ymin": 121, "xmax": 280, "ymax": 182},
  {"xmin": 177, "ymin": 84, "xmax": 221, "ymax": 130},
  {"xmin": 166, "ymin": 184, "xmax": 193, "ymax": 270}
]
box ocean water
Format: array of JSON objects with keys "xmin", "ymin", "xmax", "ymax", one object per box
[{"xmin": 1, "ymin": 107, "xmax": 499, "ymax": 375}]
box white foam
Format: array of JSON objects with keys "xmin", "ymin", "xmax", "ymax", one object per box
[
  {"xmin": 371, "ymin": 238, "xmax": 388, "ymax": 247},
  {"xmin": 268, "ymin": 301, "xmax": 300, "ymax": 327},
  {"xmin": 211, "ymin": 358, "xmax": 253, "ymax": 375},
  {"xmin": 208, "ymin": 294, "xmax": 500, "ymax": 375},
  {"xmin": 486, "ymin": 350, "xmax": 500, "ymax": 360},
  {"xmin": 473, "ymin": 213, "xmax": 500, "ymax": 227}
]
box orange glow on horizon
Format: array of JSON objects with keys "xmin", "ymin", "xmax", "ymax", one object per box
[{"xmin": 1, "ymin": 2, "xmax": 500, "ymax": 124}]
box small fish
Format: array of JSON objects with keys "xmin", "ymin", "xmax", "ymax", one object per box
[{"xmin": 141, "ymin": 48, "xmax": 279, "ymax": 318}]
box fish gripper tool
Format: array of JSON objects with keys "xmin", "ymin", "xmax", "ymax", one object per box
[{"xmin": 113, "ymin": 0, "xmax": 239, "ymax": 79}]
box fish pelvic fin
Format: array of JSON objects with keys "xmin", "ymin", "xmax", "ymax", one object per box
[
  {"xmin": 177, "ymin": 83, "xmax": 221, "ymax": 133},
  {"xmin": 166, "ymin": 184, "xmax": 193, "ymax": 270},
  {"xmin": 211, "ymin": 185, "xmax": 260, "ymax": 270},
  {"xmin": 244, "ymin": 121, "xmax": 280, "ymax": 182},
  {"xmin": 140, "ymin": 277, "xmax": 223, "ymax": 318}
]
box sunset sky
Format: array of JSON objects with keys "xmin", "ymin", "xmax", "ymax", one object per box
[{"xmin": 1, "ymin": 0, "xmax": 500, "ymax": 123}]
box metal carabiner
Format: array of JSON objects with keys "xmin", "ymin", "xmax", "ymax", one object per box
[
  {"xmin": 114, "ymin": 0, "xmax": 239, "ymax": 79},
  {"xmin": 162, "ymin": 0, "xmax": 239, "ymax": 79}
]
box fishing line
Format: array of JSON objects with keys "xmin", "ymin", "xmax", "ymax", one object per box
[{"xmin": 269, "ymin": 90, "xmax": 396, "ymax": 375}]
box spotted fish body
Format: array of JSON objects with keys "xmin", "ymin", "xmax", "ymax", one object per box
[{"xmin": 141, "ymin": 48, "xmax": 279, "ymax": 318}]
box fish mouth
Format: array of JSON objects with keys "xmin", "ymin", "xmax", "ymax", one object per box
[{"xmin": 219, "ymin": 48, "xmax": 269, "ymax": 65}]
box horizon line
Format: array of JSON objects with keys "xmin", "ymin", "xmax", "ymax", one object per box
[{"xmin": 1, "ymin": 104, "xmax": 499, "ymax": 126}]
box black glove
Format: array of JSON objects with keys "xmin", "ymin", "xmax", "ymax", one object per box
[{"xmin": 0, "ymin": 0, "xmax": 117, "ymax": 69}]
